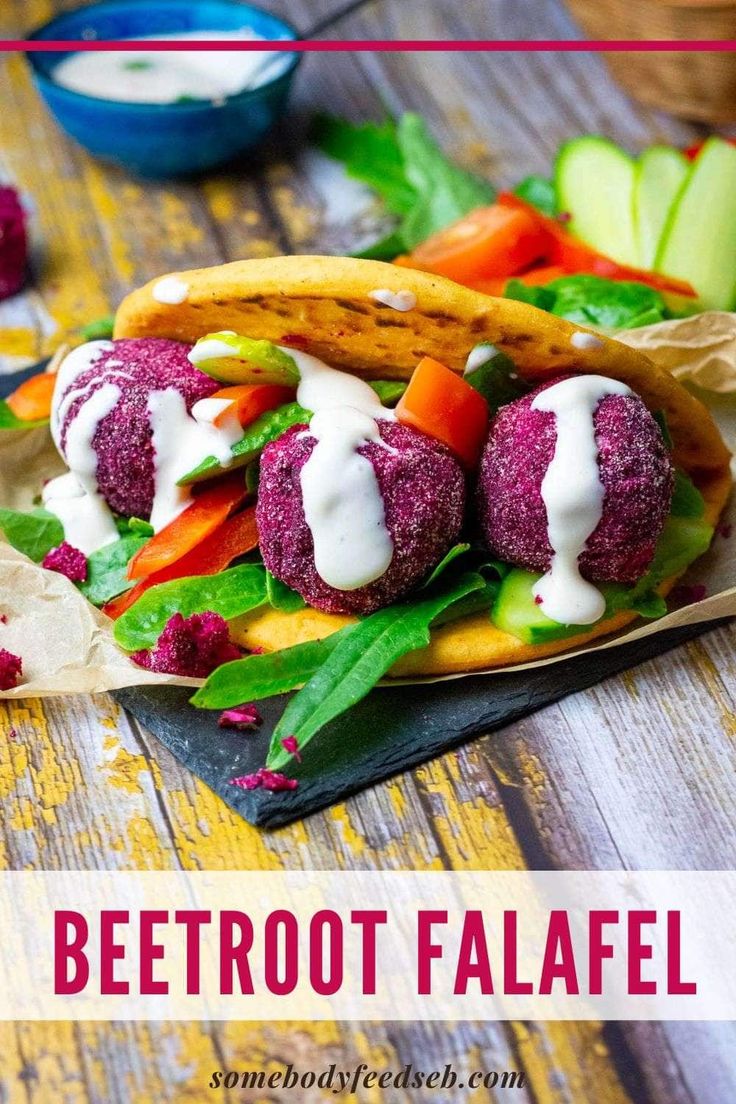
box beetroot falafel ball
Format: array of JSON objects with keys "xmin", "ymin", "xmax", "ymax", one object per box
[
  {"xmin": 257, "ymin": 421, "xmax": 466, "ymax": 615},
  {"xmin": 55, "ymin": 338, "xmax": 219, "ymax": 520},
  {"xmin": 478, "ymin": 378, "xmax": 674, "ymax": 584}
]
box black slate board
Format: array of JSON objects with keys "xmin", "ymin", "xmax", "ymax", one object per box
[{"xmin": 114, "ymin": 619, "xmax": 722, "ymax": 828}]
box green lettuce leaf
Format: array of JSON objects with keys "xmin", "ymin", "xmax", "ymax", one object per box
[
  {"xmin": 505, "ymin": 274, "xmax": 667, "ymax": 330},
  {"xmin": 0, "ymin": 399, "xmax": 49, "ymax": 430},
  {"xmin": 0, "ymin": 507, "xmax": 64, "ymax": 562},
  {"xmin": 265, "ymin": 572, "xmax": 489, "ymax": 771},
  {"xmin": 671, "ymin": 469, "xmax": 706, "ymax": 518},
  {"xmin": 114, "ymin": 563, "xmax": 268, "ymax": 651},
  {"xmin": 266, "ymin": 571, "xmax": 306, "ymax": 613},
  {"xmin": 513, "ymin": 174, "xmax": 557, "ymax": 216},
  {"xmin": 191, "ymin": 626, "xmax": 355, "ymax": 710},
  {"xmin": 315, "ymin": 112, "xmax": 494, "ymax": 259},
  {"xmin": 78, "ymin": 535, "xmax": 148, "ymax": 607}
]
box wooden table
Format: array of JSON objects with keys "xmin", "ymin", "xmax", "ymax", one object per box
[{"xmin": 1, "ymin": 2, "xmax": 735, "ymax": 1101}]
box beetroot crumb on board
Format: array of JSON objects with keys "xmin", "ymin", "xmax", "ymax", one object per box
[
  {"xmin": 218, "ymin": 704, "xmax": 262, "ymax": 731},
  {"xmin": 0, "ymin": 186, "xmax": 27, "ymax": 301},
  {"xmin": 670, "ymin": 583, "xmax": 707, "ymax": 607},
  {"xmin": 8, "ymin": 728, "xmax": 17, "ymax": 740},
  {"xmin": 0, "ymin": 614, "xmax": 7, "ymax": 624},
  {"xmin": 0, "ymin": 648, "xmax": 22, "ymax": 691},
  {"xmin": 280, "ymin": 735, "xmax": 302, "ymax": 762},
  {"xmin": 534, "ymin": 594, "xmax": 543, "ymax": 605},
  {"xmin": 42, "ymin": 542, "xmax": 88, "ymax": 583},
  {"xmin": 131, "ymin": 611, "xmax": 240, "ymax": 678},
  {"xmin": 230, "ymin": 768, "xmax": 298, "ymax": 793}
]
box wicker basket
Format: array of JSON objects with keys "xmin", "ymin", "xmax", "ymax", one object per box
[{"xmin": 564, "ymin": 0, "xmax": 736, "ymax": 122}]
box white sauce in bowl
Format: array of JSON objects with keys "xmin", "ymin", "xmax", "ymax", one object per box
[
  {"xmin": 52, "ymin": 31, "xmax": 289, "ymax": 105},
  {"xmin": 532, "ymin": 374, "xmax": 632, "ymax": 625}
]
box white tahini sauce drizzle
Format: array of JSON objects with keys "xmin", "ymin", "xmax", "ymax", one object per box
[
  {"xmin": 146, "ymin": 389, "xmax": 242, "ymax": 532},
  {"xmin": 464, "ymin": 343, "xmax": 497, "ymax": 375},
  {"xmin": 153, "ymin": 276, "xmax": 189, "ymax": 305},
  {"xmin": 532, "ymin": 374, "xmax": 632, "ymax": 625},
  {"xmin": 571, "ymin": 331, "xmax": 605, "ymax": 351},
  {"xmin": 47, "ymin": 341, "xmax": 244, "ymax": 554},
  {"xmin": 287, "ymin": 348, "xmax": 395, "ymax": 591},
  {"xmin": 188, "ymin": 338, "xmax": 241, "ymax": 367},
  {"xmin": 52, "ymin": 31, "xmax": 289, "ymax": 105},
  {"xmin": 369, "ymin": 288, "xmax": 417, "ymax": 312}
]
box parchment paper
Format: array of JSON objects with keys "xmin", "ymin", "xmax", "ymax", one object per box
[{"xmin": 0, "ymin": 315, "xmax": 734, "ymax": 699}]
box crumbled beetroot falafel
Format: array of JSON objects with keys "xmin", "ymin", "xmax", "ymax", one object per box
[
  {"xmin": 256, "ymin": 421, "xmax": 466, "ymax": 615},
  {"xmin": 56, "ymin": 338, "xmax": 218, "ymax": 520},
  {"xmin": 478, "ymin": 378, "xmax": 674, "ymax": 584},
  {"xmin": 218, "ymin": 704, "xmax": 262, "ymax": 731},
  {"xmin": 0, "ymin": 187, "xmax": 27, "ymax": 301},
  {"xmin": 230, "ymin": 768, "xmax": 298, "ymax": 792},
  {"xmin": 0, "ymin": 648, "xmax": 22, "ymax": 691},
  {"xmin": 131, "ymin": 611, "xmax": 240, "ymax": 678},
  {"xmin": 42, "ymin": 542, "xmax": 88, "ymax": 583}
]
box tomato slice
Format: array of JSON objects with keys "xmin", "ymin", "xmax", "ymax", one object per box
[
  {"xmin": 126, "ymin": 473, "xmax": 248, "ymax": 581},
  {"xmin": 470, "ymin": 264, "xmax": 569, "ymax": 297},
  {"xmin": 396, "ymin": 356, "xmax": 489, "ymax": 469},
  {"xmin": 6, "ymin": 372, "xmax": 56, "ymax": 422},
  {"xmin": 497, "ymin": 192, "xmax": 698, "ymax": 298},
  {"xmin": 105, "ymin": 507, "xmax": 259, "ymax": 619},
  {"xmin": 400, "ymin": 203, "xmax": 549, "ymax": 284},
  {"xmin": 209, "ymin": 384, "xmax": 295, "ymax": 428}
]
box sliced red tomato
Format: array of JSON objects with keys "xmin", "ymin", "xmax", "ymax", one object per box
[
  {"xmin": 396, "ymin": 356, "xmax": 488, "ymax": 469},
  {"xmin": 209, "ymin": 384, "xmax": 295, "ymax": 428},
  {"xmin": 6, "ymin": 372, "xmax": 56, "ymax": 421},
  {"xmin": 105, "ymin": 506, "xmax": 259, "ymax": 619},
  {"xmin": 470, "ymin": 264, "xmax": 568, "ymax": 297},
  {"xmin": 126, "ymin": 473, "xmax": 248, "ymax": 582},
  {"xmin": 497, "ymin": 192, "xmax": 698, "ymax": 298},
  {"xmin": 396, "ymin": 203, "xmax": 549, "ymax": 285}
]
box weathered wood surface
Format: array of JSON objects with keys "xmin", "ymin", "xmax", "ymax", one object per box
[{"xmin": 0, "ymin": 1, "xmax": 735, "ymax": 1101}]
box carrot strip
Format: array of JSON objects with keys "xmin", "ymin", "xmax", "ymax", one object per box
[
  {"xmin": 6, "ymin": 372, "xmax": 56, "ymax": 421},
  {"xmin": 126, "ymin": 474, "xmax": 248, "ymax": 581},
  {"xmin": 209, "ymin": 384, "xmax": 295, "ymax": 428},
  {"xmin": 106, "ymin": 507, "xmax": 259, "ymax": 619}
]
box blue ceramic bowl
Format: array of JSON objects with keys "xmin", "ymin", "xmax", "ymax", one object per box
[{"xmin": 26, "ymin": 0, "xmax": 301, "ymax": 178}]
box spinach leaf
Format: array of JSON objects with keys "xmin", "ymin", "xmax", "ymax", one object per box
[
  {"xmin": 0, "ymin": 507, "xmax": 64, "ymax": 562},
  {"xmin": 671, "ymin": 469, "xmax": 706, "ymax": 518},
  {"xmin": 463, "ymin": 344, "xmax": 529, "ymax": 413},
  {"xmin": 421, "ymin": 543, "xmax": 471, "ymax": 588},
  {"xmin": 265, "ymin": 572, "xmax": 487, "ymax": 770},
  {"xmin": 369, "ymin": 379, "xmax": 407, "ymax": 405},
  {"xmin": 191, "ymin": 626, "xmax": 355, "ymax": 709},
  {"xmin": 312, "ymin": 114, "xmax": 416, "ymax": 215},
  {"xmin": 114, "ymin": 563, "xmax": 268, "ymax": 651},
  {"xmin": 316, "ymin": 111, "xmax": 494, "ymax": 259},
  {"xmin": 180, "ymin": 402, "xmax": 309, "ymax": 484},
  {"xmin": 506, "ymin": 274, "xmax": 667, "ymax": 331},
  {"xmin": 78, "ymin": 315, "xmax": 115, "ymax": 341},
  {"xmin": 514, "ymin": 174, "xmax": 557, "ymax": 216},
  {"xmin": 78, "ymin": 535, "xmax": 148, "ymax": 607},
  {"xmin": 0, "ymin": 399, "xmax": 49, "ymax": 430},
  {"xmin": 396, "ymin": 114, "xmax": 495, "ymax": 251},
  {"xmin": 266, "ymin": 570, "xmax": 306, "ymax": 613}
]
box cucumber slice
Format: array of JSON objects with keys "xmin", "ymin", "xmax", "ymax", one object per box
[
  {"xmin": 555, "ymin": 136, "xmax": 638, "ymax": 266},
  {"xmin": 189, "ymin": 334, "xmax": 301, "ymax": 386},
  {"xmin": 655, "ymin": 137, "xmax": 736, "ymax": 311},
  {"xmin": 634, "ymin": 146, "xmax": 688, "ymax": 269},
  {"xmin": 491, "ymin": 568, "xmax": 582, "ymax": 645}
]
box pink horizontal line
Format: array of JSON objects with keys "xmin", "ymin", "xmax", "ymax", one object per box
[{"xmin": 10, "ymin": 39, "xmax": 736, "ymax": 53}]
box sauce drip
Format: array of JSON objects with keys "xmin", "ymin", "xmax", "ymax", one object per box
[
  {"xmin": 532, "ymin": 374, "xmax": 632, "ymax": 625},
  {"xmin": 288, "ymin": 348, "xmax": 395, "ymax": 591}
]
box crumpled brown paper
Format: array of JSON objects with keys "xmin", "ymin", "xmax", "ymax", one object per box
[{"xmin": 0, "ymin": 315, "xmax": 734, "ymax": 699}]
